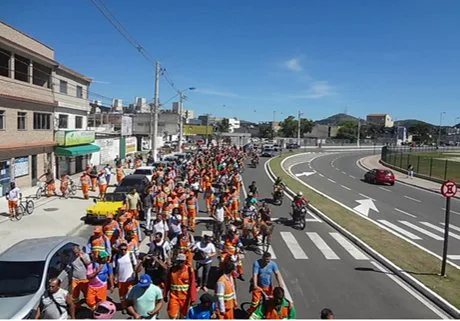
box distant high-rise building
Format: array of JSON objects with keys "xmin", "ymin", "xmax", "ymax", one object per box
[
  {"xmin": 172, "ymin": 102, "xmax": 180, "ymax": 113},
  {"xmin": 112, "ymin": 99, "xmax": 123, "ymax": 112}
]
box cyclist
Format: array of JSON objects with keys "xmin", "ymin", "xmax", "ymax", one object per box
[
  {"xmin": 241, "ymin": 200, "xmax": 259, "ymax": 240},
  {"xmin": 249, "ymin": 286, "xmax": 296, "ymax": 320},
  {"xmin": 6, "ymin": 181, "xmax": 21, "ymax": 219}
]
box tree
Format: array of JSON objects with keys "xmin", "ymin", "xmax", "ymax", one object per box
[
  {"xmin": 409, "ymin": 123, "xmax": 433, "ymax": 144},
  {"xmin": 258, "ymin": 122, "xmax": 275, "ymax": 138},
  {"xmin": 278, "ymin": 116, "xmax": 314, "ymax": 137},
  {"xmin": 336, "ymin": 121, "xmax": 358, "ymax": 142},
  {"xmin": 362, "ymin": 123, "xmax": 384, "ymax": 139},
  {"xmin": 215, "ymin": 118, "xmax": 230, "ymax": 133}
]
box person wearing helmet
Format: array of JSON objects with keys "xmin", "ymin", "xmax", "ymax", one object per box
[
  {"xmin": 127, "ymin": 274, "xmax": 163, "ymax": 319},
  {"xmin": 93, "ymin": 300, "xmax": 116, "ymax": 319},
  {"xmin": 293, "ymin": 191, "xmax": 308, "ymax": 208}
]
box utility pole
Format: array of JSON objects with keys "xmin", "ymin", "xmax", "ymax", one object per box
[
  {"xmin": 357, "ymin": 117, "xmax": 361, "ymax": 147},
  {"xmin": 297, "ymin": 110, "xmax": 301, "ymax": 145},
  {"xmin": 438, "ymin": 111, "xmax": 446, "ymax": 146},
  {"xmin": 177, "ymin": 91, "xmax": 184, "ymax": 152},
  {"xmin": 151, "ymin": 62, "xmax": 160, "ymax": 161}
]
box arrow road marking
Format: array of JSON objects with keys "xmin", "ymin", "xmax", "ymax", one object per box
[
  {"xmin": 353, "ymin": 199, "xmax": 379, "ymax": 216},
  {"xmin": 295, "ymin": 171, "xmax": 316, "ymax": 177}
]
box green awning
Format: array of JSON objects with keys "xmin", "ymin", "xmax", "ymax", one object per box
[{"xmin": 55, "ymin": 144, "xmax": 100, "ymax": 157}]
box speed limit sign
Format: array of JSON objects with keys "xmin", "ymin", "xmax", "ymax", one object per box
[{"xmin": 441, "ymin": 180, "xmax": 458, "ymax": 198}]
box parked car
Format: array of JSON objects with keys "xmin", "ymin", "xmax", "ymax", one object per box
[
  {"xmin": 133, "ymin": 166, "xmax": 156, "ymax": 181},
  {"xmin": 114, "ymin": 174, "xmax": 150, "ymax": 199},
  {"xmin": 364, "ymin": 169, "xmax": 395, "ymax": 185},
  {"xmin": 273, "ymin": 144, "xmax": 280, "ymax": 151},
  {"xmin": 85, "ymin": 192, "xmax": 126, "ymax": 223},
  {"xmin": 286, "ymin": 143, "xmax": 300, "ymax": 149},
  {"xmin": 261, "ymin": 148, "xmax": 275, "ymax": 157},
  {"xmin": 0, "ymin": 236, "xmax": 86, "ymax": 319}
]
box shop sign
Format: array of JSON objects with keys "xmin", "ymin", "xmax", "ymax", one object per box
[
  {"xmin": 14, "ymin": 156, "xmax": 29, "ymax": 178},
  {"xmin": 56, "ymin": 130, "xmax": 95, "ymax": 147},
  {"xmin": 121, "ymin": 116, "xmax": 133, "ymax": 136},
  {"xmin": 125, "ymin": 137, "xmax": 137, "ymax": 154}
]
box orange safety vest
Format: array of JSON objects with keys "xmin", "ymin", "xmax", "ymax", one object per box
[
  {"xmin": 90, "ymin": 235, "xmax": 109, "ymax": 257},
  {"xmin": 223, "ymin": 236, "xmax": 239, "ymax": 255},
  {"xmin": 186, "ymin": 197, "xmax": 197, "ymax": 212},
  {"xmin": 81, "ymin": 175, "xmax": 90, "ymax": 185},
  {"xmin": 264, "ymin": 300, "xmax": 293, "ymax": 319},
  {"xmin": 171, "ymin": 197, "xmax": 180, "ymax": 209},
  {"xmin": 217, "ymin": 274, "xmax": 236, "ymax": 311},
  {"xmin": 168, "ymin": 265, "xmax": 195, "ymax": 300},
  {"xmin": 103, "ymin": 220, "xmax": 121, "ymax": 244},
  {"xmin": 155, "ymin": 192, "xmax": 167, "ymax": 205},
  {"xmin": 179, "ymin": 234, "xmax": 193, "ymax": 253},
  {"xmin": 116, "ymin": 167, "xmax": 124, "ymax": 177},
  {"xmin": 123, "ymin": 220, "xmax": 139, "ymax": 237}
]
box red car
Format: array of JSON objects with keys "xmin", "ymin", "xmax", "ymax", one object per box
[{"xmin": 364, "ymin": 168, "xmax": 395, "ymax": 186}]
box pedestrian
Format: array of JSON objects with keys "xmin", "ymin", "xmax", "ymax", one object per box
[
  {"xmin": 141, "ymin": 251, "xmax": 168, "ymax": 289},
  {"xmin": 321, "ymin": 308, "xmax": 335, "ymax": 319},
  {"xmin": 80, "ymin": 172, "xmax": 91, "ymax": 200},
  {"xmin": 90, "ymin": 166, "xmax": 99, "ymax": 192},
  {"xmin": 104, "ymin": 164, "xmax": 112, "ymax": 186},
  {"xmin": 216, "ymin": 262, "xmax": 237, "ymax": 320},
  {"xmin": 35, "ymin": 278, "xmax": 76, "ymax": 319},
  {"xmin": 186, "ymin": 293, "xmax": 218, "ymax": 319},
  {"xmin": 86, "ymin": 226, "xmax": 112, "ymax": 260},
  {"xmin": 144, "ymin": 189, "xmax": 156, "ymax": 233},
  {"xmin": 126, "ymin": 274, "xmax": 163, "ymax": 319},
  {"xmin": 6, "ymin": 181, "xmax": 21, "ymax": 219},
  {"xmin": 125, "ymin": 188, "xmax": 142, "ymax": 220},
  {"xmin": 116, "ymin": 163, "xmax": 125, "ymax": 185},
  {"xmin": 151, "ymin": 214, "xmax": 169, "ymax": 242},
  {"xmin": 97, "ymin": 172, "xmax": 107, "ymax": 199},
  {"xmin": 149, "ymin": 232, "xmax": 172, "ymax": 263},
  {"xmin": 192, "ymin": 234, "xmax": 216, "ymax": 292},
  {"xmin": 68, "ymin": 245, "xmax": 91, "ymax": 310},
  {"xmin": 113, "ymin": 243, "xmax": 138, "ymax": 311},
  {"xmin": 407, "ymin": 164, "xmax": 414, "ymax": 179},
  {"xmin": 249, "ymin": 286, "xmax": 296, "ymax": 320},
  {"xmin": 86, "ymin": 250, "xmax": 114, "ymax": 310}
]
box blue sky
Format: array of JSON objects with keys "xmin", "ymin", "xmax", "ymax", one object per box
[{"xmin": 2, "ymin": 0, "xmax": 460, "ymax": 125}]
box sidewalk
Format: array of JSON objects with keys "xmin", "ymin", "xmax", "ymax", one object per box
[{"xmin": 359, "ymin": 155, "xmax": 458, "ymax": 198}]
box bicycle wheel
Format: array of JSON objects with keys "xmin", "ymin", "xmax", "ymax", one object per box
[
  {"xmin": 16, "ymin": 205, "xmax": 25, "ymax": 220},
  {"xmin": 70, "ymin": 184, "xmax": 78, "ymax": 195},
  {"xmin": 26, "ymin": 200, "xmax": 34, "ymax": 215},
  {"xmin": 36, "ymin": 187, "xmax": 43, "ymax": 200}
]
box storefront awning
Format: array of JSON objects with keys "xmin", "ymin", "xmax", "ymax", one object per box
[{"xmin": 55, "ymin": 144, "xmax": 100, "ymax": 157}]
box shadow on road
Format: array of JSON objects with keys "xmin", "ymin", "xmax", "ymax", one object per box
[{"xmin": 355, "ymin": 266, "xmax": 395, "ymax": 275}]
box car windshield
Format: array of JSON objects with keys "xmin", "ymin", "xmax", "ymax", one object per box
[
  {"xmin": 116, "ymin": 179, "xmax": 146, "ymax": 193},
  {"xmin": 0, "ymin": 261, "xmax": 45, "ymax": 296},
  {"xmin": 133, "ymin": 169, "xmax": 153, "ymax": 175},
  {"xmin": 103, "ymin": 193, "xmax": 125, "ymax": 202}
]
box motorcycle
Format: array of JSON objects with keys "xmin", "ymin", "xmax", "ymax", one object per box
[
  {"xmin": 251, "ymin": 157, "xmax": 259, "ymax": 168},
  {"xmin": 291, "ymin": 204, "xmax": 307, "ymax": 230},
  {"xmin": 272, "ymin": 188, "xmax": 284, "ymax": 205}
]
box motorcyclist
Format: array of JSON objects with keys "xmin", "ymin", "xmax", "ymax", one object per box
[
  {"xmin": 273, "ymin": 177, "xmax": 285, "ymax": 193},
  {"xmin": 248, "ymin": 181, "xmax": 259, "ymax": 198},
  {"xmin": 292, "ymin": 192, "xmax": 308, "ymax": 220},
  {"xmin": 258, "ymin": 202, "xmax": 272, "ymax": 222}
]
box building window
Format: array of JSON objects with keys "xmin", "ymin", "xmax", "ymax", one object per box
[
  {"xmin": 58, "ymin": 114, "xmax": 68, "ymax": 129},
  {"xmin": 59, "ymin": 80, "xmax": 67, "ymax": 94},
  {"xmin": 0, "ymin": 48, "xmax": 10, "ymax": 77},
  {"xmin": 76, "ymin": 86, "xmax": 83, "ymax": 98},
  {"xmin": 17, "ymin": 112, "xmax": 27, "ymax": 130},
  {"xmin": 33, "ymin": 62, "xmax": 51, "ymax": 88},
  {"xmin": 0, "ymin": 111, "xmax": 4, "ymax": 130},
  {"xmin": 33, "ymin": 113, "xmax": 51, "ymax": 130},
  {"xmin": 75, "ymin": 116, "xmax": 83, "ymax": 129},
  {"xmin": 14, "ymin": 54, "xmax": 29, "ymax": 82}
]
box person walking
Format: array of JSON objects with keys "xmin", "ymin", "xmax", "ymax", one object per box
[
  {"xmin": 321, "ymin": 308, "xmax": 335, "ymax": 319},
  {"xmin": 216, "ymin": 262, "xmax": 237, "ymax": 320},
  {"xmin": 35, "ymin": 278, "xmax": 76, "ymax": 319},
  {"xmin": 407, "ymin": 164, "xmax": 414, "ymax": 179},
  {"xmin": 126, "ymin": 274, "xmax": 163, "ymax": 320},
  {"xmin": 125, "ymin": 188, "xmax": 142, "ymax": 220},
  {"xmin": 86, "ymin": 226, "xmax": 112, "ymax": 260},
  {"xmin": 80, "ymin": 172, "xmax": 91, "ymax": 200},
  {"xmin": 86, "ymin": 251, "xmax": 114, "ymax": 311},
  {"xmin": 68, "ymin": 245, "xmax": 90, "ymax": 309},
  {"xmin": 192, "ymin": 234, "xmax": 216, "ymax": 292},
  {"xmin": 6, "ymin": 181, "xmax": 21, "ymax": 219},
  {"xmin": 104, "ymin": 164, "xmax": 112, "ymax": 186},
  {"xmin": 249, "ymin": 286, "xmax": 296, "ymax": 320},
  {"xmin": 97, "ymin": 172, "xmax": 107, "ymax": 199},
  {"xmin": 113, "ymin": 243, "xmax": 138, "ymax": 311}
]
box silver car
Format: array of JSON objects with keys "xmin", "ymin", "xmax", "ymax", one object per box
[{"xmin": 0, "ymin": 236, "xmax": 86, "ymax": 319}]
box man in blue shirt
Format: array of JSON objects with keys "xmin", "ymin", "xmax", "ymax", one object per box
[
  {"xmin": 248, "ymin": 252, "xmax": 283, "ymax": 315},
  {"xmin": 186, "ymin": 293, "xmax": 218, "ymax": 319}
]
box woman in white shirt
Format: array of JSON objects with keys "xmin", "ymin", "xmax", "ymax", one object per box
[{"xmin": 192, "ymin": 234, "xmax": 216, "ymax": 292}]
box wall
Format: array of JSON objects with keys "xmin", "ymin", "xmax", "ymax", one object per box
[
  {"xmin": 90, "ymin": 138, "xmax": 120, "ymax": 166},
  {"xmin": 0, "ymin": 76, "xmax": 54, "ymax": 103},
  {"xmin": 52, "ymin": 68, "xmax": 90, "ymax": 113},
  {"xmin": 55, "ymin": 107, "xmax": 87, "ymax": 130}
]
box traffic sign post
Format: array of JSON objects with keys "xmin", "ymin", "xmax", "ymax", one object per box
[{"xmin": 440, "ymin": 180, "xmax": 458, "ymax": 276}]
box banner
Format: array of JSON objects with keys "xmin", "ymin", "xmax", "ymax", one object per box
[
  {"xmin": 55, "ymin": 130, "xmax": 95, "ymax": 146},
  {"xmin": 184, "ymin": 125, "xmax": 214, "ymax": 135},
  {"xmin": 125, "ymin": 136, "xmax": 137, "ymax": 154},
  {"xmin": 14, "ymin": 156, "xmax": 29, "ymax": 178}
]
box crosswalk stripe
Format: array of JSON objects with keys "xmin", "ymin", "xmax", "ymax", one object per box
[
  {"xmin": 329, "ymin": 233, "xmax": 368, "ymax": 260},
  {"xmin": 280, "ymin": 232, "xmax": 308, "ymax": 259},
  {"xmin": 441, "ymin": 223, "xmax": 460, "ymax": 233},
  {"xmin": 398, "ymin": 221, "xmax": 444, "ymax": 241},
  {"xmin": 378, "ymin": 220, "xmax": 422, "ymax": 240},
  {"xmin": 420, "ymin": 222, "xmax": 460, "ymax": 240},
  {"xmin": 306, "ymin": 232, "xmax": 339, "ymax": 260}
]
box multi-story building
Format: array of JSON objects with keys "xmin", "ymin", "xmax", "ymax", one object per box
[
  {"xmin": 228, "ymin": 117, "xmax": 240, "ymax": 133},
  {"xmin": 366, "ymin": 113, "xmax": 394, "ymax": 128},
  {"xmin": 0, "ymin": 21, "xmax": 97, "ymax": 190},
  {"xmin": 172, "ymin": 101, "xmax": 194, "ymax": 123}
]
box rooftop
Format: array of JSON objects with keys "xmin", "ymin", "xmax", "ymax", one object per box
[{"xmin": 367, "ymin": 114, "xmax": 389, "ymax": 117}]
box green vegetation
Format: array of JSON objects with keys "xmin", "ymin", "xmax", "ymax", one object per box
[
  {"xmin": 270, "ymin": 154, "xmax": 460, "ymax": 309},
  {"xmin": 278, "ymin": 116, "xmax": 314, "ymax": 137},
  {"xmin": 385, "ymin": 152, "xmax": 460, "ymax": 181}
]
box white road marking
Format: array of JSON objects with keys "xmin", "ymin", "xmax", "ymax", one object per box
[
  {"xmin": 398, "ymin": 221, "xmax": 444, "ymax": 241},
  {"xmin": 404, "ymin": 195, "xmax": 421, "ymax": 203},
  {"xmin": 327, "ymin": 178, "xmax": 336, "ymax": 183},
  {"xmin": 379, "ymin": 187, "xmax": 392, "ymax": 192},
  {"xmin": 358, "ymin": 193, "xmax": 375, "ymax": 201},
  {"xmin": 329, "ymin": 232, "xmax": 368, "ymax": 260},
  {"xmin": 349, "ymin": 175, "xmax": 356, "ymax": 179},
  {"xmin": 421, "ymin": 222, "xmax": 460, "ymax": 240},
  {"xmin": 441, "ymin": 208, "xmax": 460, "ymax": 215},
  {"xmin": 280, "ymin": 232, "xmax": 308, "ymax": 259},
  {"xmin": 340, "ymin": 185, "xmax": 351, "ymax": 191},
  {"xmin": 378, "ymin": 220, "xmax": 422, "ymax": 240},
  {"xmin": 341, "ymin": 171, "xmax": 347, "ymax": 175},
  {"xmin": 448, "ymin": 255, "xmax": 460, "ymax": 260},
  {"xmin": 318, "ymin": 173, "xmax": 324, "ymax": 177},
  {"xmin": 369, "ymin": 261, "xmax": 449, "ymax": 319},
  {"xmin": 394, "ymin": 208, "xmax": 417, "ymax": 218},
  {"xmin": 307, "ymin": 232, "xmax": 340, "ymax": 260},
  {"xmin": 441, "ymin": 223, "xmax": 460, "ymax": 233}
]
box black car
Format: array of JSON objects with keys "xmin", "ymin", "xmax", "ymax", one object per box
[
  {"xmin": 286, "ymin": 143, "xmax": 300, "ymax": 149},
  {"xmin": 114, "ymin": 174, "xmax": 150, "ymax": 199}
]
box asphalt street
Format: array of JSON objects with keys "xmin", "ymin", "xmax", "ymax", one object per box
[
  {"xmin": 289, "ymin": 151, "xmax": 460, "ymax": 264},
  {"xmin": 73, "ymin": 159, "xmax": 449, "ymax": 319}
]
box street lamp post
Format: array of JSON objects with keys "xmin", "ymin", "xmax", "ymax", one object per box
[
  {"xmin": 177, "ymin": 87, "xmax": 195, "ymax": 152},
  {"xmin": 357, "ymin": 117, "xmax": 361, "ymax": 147},
  {"xmin": 438, "ymin": 112, "xmax": 446, "ymax": 146}
]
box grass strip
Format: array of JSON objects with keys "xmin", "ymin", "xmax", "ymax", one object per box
[{"xmin": 270, "ymin": 154, "xmax": 460, "ymax": 309}]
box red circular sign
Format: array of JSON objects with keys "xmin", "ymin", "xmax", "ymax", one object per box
[{"xmin": 441, "ymin": 180, "xmax": 458, "ymax": 198}]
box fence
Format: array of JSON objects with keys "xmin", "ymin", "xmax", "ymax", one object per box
[{"xmin": 382, "ymin": 146, "xmax": 460, "ymax": 181}]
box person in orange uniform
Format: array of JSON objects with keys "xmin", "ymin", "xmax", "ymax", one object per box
[
  {"xmin": 60, "ymin": 173, "xmax": 70, "ymax": 196},
  {"xmin": 185, "ymin": 192, "xmax": 198, "ymax": 231},
  {"xmin": 103, "ymin": 214, "xmax": 122, "ymax": 247},
  {"xmin": 155, "ymin": 187, "xmax": 167, "ymax": 215},
  {"xmin": 86, "ymin": 226, "xmax": 112, "ymax": 260},
  {"xmin": 164, "ymin": 253, "xmax": 197, "ymax": 319},
  {"xmin": 202, "ymin": 174, "xmax": 213, "ymax": 213},
  {"xmin": 80, "ymin": 172, "xmax": 91, "ymax": 200},
  {"xmin": 228, "ymin": 187, "xmax": 240, "ymax": 221},
  {"xmin": 173, "ymin": 225, "xmax": 195, "ymax": 267},
  {"xmin": 123, "ymin": 212, "xmax": 142, "ymax": 244},
  {"xmin": 116, "ymin": 165, "xmax": 125, "ymax": 185},
  {"xmin": 221, "ymin": 226, "xmax": 245, "ymax": 281},
  {"xmin": 216, "ymin": 262, "xmax": 237, "ymax": 319}
]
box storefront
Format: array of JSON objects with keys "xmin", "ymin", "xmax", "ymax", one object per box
[{"xmin": 54, "ymin": 130, "xmax": 100, "ymax": 176}]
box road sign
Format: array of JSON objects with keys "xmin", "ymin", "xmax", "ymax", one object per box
[{"xmin": 441, "ymin": 180, "xmax": 457, "ymax": 198}]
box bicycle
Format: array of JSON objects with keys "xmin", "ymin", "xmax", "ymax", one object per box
[
  {"xmin": 19, "ymin": 196, "xmax": 35, "ymax": 215},
  {"xmin": 62, "ymin": 180, "xmax": 78, "ymax": 199},
  {"xmin": 35, "ymin": 181, "xmax": 48, "ymax": 200},
  {"xmin": 259, "ymin": 221, "xmax": 274, "ymax": 253},
  {"xmin": 8, "ymin": 200, "xmax": 24, "ymax": 221}
]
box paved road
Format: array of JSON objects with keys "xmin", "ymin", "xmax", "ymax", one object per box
[
  {"xmin": 73, "ymin": 158, "xmax": 449, "ymax": 319},
  {"xmin": 289, "ymin": 151, "xmax": 460, "ymax": 264}
]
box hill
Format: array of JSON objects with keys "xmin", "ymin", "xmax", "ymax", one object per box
[
  {"xmin": 394, "ymin": 119, "xmax": 435, "ymax": 128},
  {"xmin": 315, "ymin": 113, "xmax": 361, "ymax": 126}
]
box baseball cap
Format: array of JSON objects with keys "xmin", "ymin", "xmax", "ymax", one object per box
[
  {"xmin": 176, "ymin": 253, "xmax": 187, "ymax": 261},
  {"xmin": 138, "ymin": 274, "xmax": 152, "ymax": 287},
  {"xmin": 98, "ymin": 250, "xmax": 109, "ymax": 259}
]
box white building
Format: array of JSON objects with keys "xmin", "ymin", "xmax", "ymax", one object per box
[
  {"xmin": 228, "ymin": 117, "xmax": 240, "ymax": 133},
  {"xmin": 135, "ymin": 97, "xmax": 149, "ymax": 113}
]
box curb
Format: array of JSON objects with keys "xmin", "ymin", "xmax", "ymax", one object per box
[{"xmin": 268, "ymin": 156, "xmax": 460, "ymax": 319}]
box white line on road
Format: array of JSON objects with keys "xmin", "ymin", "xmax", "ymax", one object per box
[
  {"xmin": 340, "ymin": 185, "xmax": 351, "ymax": 191},
  {"xmin": 358, "ymin": 193, "xmax": 375, "ymax": 201},
  {"xmin": 394, "ymin": 208, "xmax": 417, "ymax": 218},
  {"xmin": 448, "ymin": 255, "xmax": 460, "ymax": 260},
  {"xmin": 349, "ymin": 175, "xmax": 356, "ymax": 179},
  {"xmin": 441, "ymin": 223, "xmax": 460, "ymax": 232},
  {"xmin": 327, "ymin": 178, "xmax": 336, "ymax": 183},
  {"xmin": 379, "ymin": 187, "xmax": 392, "ymax": 192},
  {"xmin": 404, "ymin": 195, "xmax": 421, "ymax": 203},
  {"xmin": 398, "ymin": 221, "xmax": 444, "ymax": 241},
  {"xmin": 318, "ymin": 173, "xmax": 324, "ymax": 177},
  {"xmin": 341, "ymin": 171, "xmax": 347, "ymax": 175},
  {"xmin": 280, "ymin": 232, "xmax": 308, "ymax": 259},
  {"xmin": 329, "ymin": 232, "xmax": 368, "ymax": 260},
  {"xmin": 369, "ymin": 261, "xmax": 449, "ymax": 319},
  {"xmin": 378, "ymin": 220, "xmax": 422, "ymax": 240},
  {"xmin": 441, "ymin": 208, "xmax": 460, "ymax": 215},
  {"xmin": 306, "ymin": 232, "xmax": 340, "ymax": 260},
  {"xmin": 420, "ymin": 222, "xmax": 460, "ymax": 240}
]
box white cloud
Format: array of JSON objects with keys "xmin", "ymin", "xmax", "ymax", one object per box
[
  {"xmin": 284, "ymin": 57, "xmax": 303, "ymax": 72},
  {"xmin": 290, "ymin": 81, "xmax": 334, "ymax": 99},
  {"xmin": 194, "ymin": 88, "xmax": 242, "ymax": 98}
]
